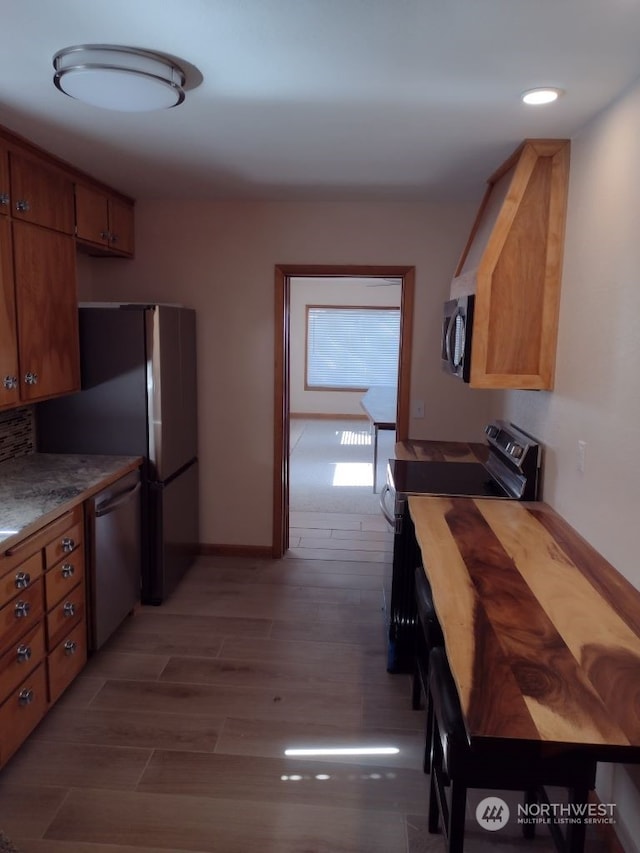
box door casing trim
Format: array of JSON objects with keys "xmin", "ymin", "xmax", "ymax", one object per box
[{"xmin": 273, "ymin": 264, "xmax": 415, "ymax": 557}]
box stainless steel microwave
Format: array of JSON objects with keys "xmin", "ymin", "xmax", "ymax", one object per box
[{"xmin": 441, "ymin": 294, "xmax": 474, "ymax": 381}]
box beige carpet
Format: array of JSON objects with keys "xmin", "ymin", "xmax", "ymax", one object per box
[{"xmin": 289, "ymin": 418, "xmax": 395, "ymax": 513}]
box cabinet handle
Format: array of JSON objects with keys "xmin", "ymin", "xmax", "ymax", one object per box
[
  {"xmin": 16, "ymin": 644, "xmax": 32, "ymax": 663},
  {"xmin": 14, "ymin": 570, "xmax": 31, "ymax": 589},
  {"xmin": 100, "ymin": 230, "xmax": 111, "ymax": 241},
  {"xmin": 18, "ymin": 688, "xmax": 34, "ymax": 706},
  {"xmin": 15, "ymin": 199, "xmax": 30, "ymax": 213},
  {"xmin": 61, "ymin": 537, "xmax": 75, "ymax": 553},
  {"xmin": 0, "ymin": 192, "xmax": 9, "ymax": 206},
  {"xmin": 24, "ymin": 371, "xmax": 38, "ymax": 385},
  {"xmin": 63, "ymin": 601, "xmax": 75, "ymax": 617},
  {"xmin": 14, "ymin": 600, "xmax": 31, "ymax": 618},
  {"xmin": 110, "ymin": 232, "xmax": 118, "ymax": 244},
  {"xmin": 3, "ymin": 375, "xmax": 18, "ymax": 390},
  {"xmin": 61, "ymin": 563, "xmax": 75, "ymax": 579},
  {"xmin": 63, "ymin": 640, "xmax": 77, "ymax": 656}
]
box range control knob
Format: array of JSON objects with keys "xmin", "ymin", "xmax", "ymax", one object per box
[
  {"xmin": 509, "ymin": 442, "xmax": 523, "ymax": 459},
  {"xmin": 485, "ymin": 424, "xmax": 499, "ymax": 438}
]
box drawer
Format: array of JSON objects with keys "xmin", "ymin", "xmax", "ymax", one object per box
[
  {"xmin": 45, "ymin": 546, "xmax": 85, "ymax": 610},
  {"xmin": 47, "ymin": 620, "xmax": 87, "ymax": 704},
  {"xmin": 0, "ymin": 662, "xmax": 47, "ymax": 768},
  {"xmin": 46, "ymin": 581, "xmax": 85, "ymax": 650},
  {"xmin": 0, "ymin": 623, "xmax": 46, "ymax": 703},
  {"xmin": 0, "ymin": 550, "xmax": 43, "ymax": 610},
  {"xmin": 45, "ymin": 519, "xmax": 83, "ymax": 569},
  {"xmin": 2, "ymin": 505, "xmax": 83, "ymax": 570},
  {"xmin": 0, "ymin": 578, "xmax": 44, "ymax": 652}
]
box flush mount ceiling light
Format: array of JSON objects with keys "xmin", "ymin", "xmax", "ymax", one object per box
[
  {"xmin": 521, "ymin": 87, "xmax": 563, "ymax": 106},
  {"xmin": 53, "ymin": 44, "xmax": 186, "ymax": 111}
]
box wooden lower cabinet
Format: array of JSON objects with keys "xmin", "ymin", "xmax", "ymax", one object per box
[
  {"xmin": 0, "ymin": 664, "xmax": 48, "ymax": 767},
  {"xmin": 48, "ymin": 620, "xmax": 87, "ymax": 704},
  {"xmin": 0, "ymin": 504, "xmax": 88, "ymax": 768}
]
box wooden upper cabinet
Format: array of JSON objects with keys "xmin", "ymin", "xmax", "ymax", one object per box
[
  {"xmin": 75, "ymin": 183, "xmax": 134, "ymax": 257},
  {"xmin": 9, "ymin": 152, "xmax": 74, "ymax": 235},
  {"xmin": 0, "ymin": 145, "xmax": 9, "ymax": 217},
  {"xmin": 450, "ymin": 139, "xmax": 571, "ymax": 391},
  {"xmin": 12, "ymin": 221, "xmax": 80, "ymax": 402},
  {"xmin": 107, "ymin": 196, "xmax": 135, "ymax": 256},
  {"xmin": 0, "ymin": 218, "xmax": 19, "ymax": 407}
]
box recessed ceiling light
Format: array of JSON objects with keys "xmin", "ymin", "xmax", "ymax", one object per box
[{"xmin": 521, "ymin": 88, "xmax": 563, "ymax": 106}]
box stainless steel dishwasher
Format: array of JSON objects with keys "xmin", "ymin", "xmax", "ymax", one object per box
[{"xmin": 86, "ymin": 469, "xmax": 142, "ymax": 650}]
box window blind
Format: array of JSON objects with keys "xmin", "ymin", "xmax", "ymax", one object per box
[{"xmin": 306, "ymin": 306, "xmax": 400, "ymax": 389}]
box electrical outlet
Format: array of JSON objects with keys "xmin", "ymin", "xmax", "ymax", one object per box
[
  {"xmin": 413, "ymin": 400, "xmax": 425, "ymax": 418},
  {"xmin": 577, "ymin": 440, "xmax": 587, "ymax": 474}
]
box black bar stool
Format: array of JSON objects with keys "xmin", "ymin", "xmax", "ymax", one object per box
[
  {"xmin": 427, "ymin": 647, "xmax": 597, "ymax": 853},
  {"xmin": 411, "ymin": 567, "xmax": 444, "ymax": 773}
]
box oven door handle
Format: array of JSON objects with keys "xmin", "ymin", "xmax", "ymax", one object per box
[{"xmin": 379, "ymin": 483, "xmax": 397, "ymax": 529}]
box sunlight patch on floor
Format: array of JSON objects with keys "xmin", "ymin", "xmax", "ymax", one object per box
[
  {"xmin": 332, "ymin": 462, "xmax": 373, "ymax": 487},
  {"xmin": 338, "ymin": 429, "xmax": 372, "ymax": 446}
]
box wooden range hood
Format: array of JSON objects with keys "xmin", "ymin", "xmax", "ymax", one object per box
[{"xmin": 451, "ymin": 139, "xmax": 571, "ymax": 390}]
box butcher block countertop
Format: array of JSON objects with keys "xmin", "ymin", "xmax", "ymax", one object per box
[
  {"xmin": 395, "ymin": 439, "xmax": 488, "ymax": 463},
  {"xmin": 408, "ymin": 495, "xmax": 640, "ymax": 761},
  {"xmin": 0, "ymin": 453, "xmax": 143, "ymax": 552}
]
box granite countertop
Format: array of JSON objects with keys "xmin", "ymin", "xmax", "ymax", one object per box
[{"xmin": 0, "ymin": 453, "xmax": 143, "ymax": 551}]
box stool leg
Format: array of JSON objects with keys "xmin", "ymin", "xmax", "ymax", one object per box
[
  {"xmin": 428, "ymin": 714, "xmax": 442, "ymax": 834},
  {"xmin": 411, "ymin": 666, "xmax": 422, "ymax": 710},
  {"xmin": 521, "ymin": 788, "xmax": 538, "ymax": 840},
  {"xmin": 423, "ymin": 689, "xmax": 433, "ymax": 774},
  {"xmin": 565, "ymin": 786, "xmax": 589, "ymax": 853},
  {"xmin": 428, "ymin": 763, "xmax": 440, "ymax": 833},
  {"xmin": 447, "ymin": 779, "xmax": 467, "ymax": 853}
]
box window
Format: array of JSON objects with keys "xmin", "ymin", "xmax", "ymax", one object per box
[{"xmin": 306, "ymin": 305, "xmax": 400, "ymax": 390}]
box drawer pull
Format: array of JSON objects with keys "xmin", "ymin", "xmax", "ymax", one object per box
[
  {"xmin": 14, "ymin": 570, "xmax": 31, "ymax": 589},
  {"xmin": 15, "ymin": 199, "xmax": 31, "ymax": 213},
  {"xmin": 16, "ymin": 644, "xmax": 32, "ymax": 663},
  {"xmin": 63, "ymin": 602, "xmax": 75, "ymax": 617},
  {"xmin": 61, "ymin": 537, "xmax": 75, "ymax": 553},
  {"xmin": 14, "ymin": 600, "xmax": 31, "ymax": 618},
  {"xmin": 18, "ymin": 688, "xmax": 34, "ymax": 706},
  {"xmin": 63, "ymin": 640, "xmax": 77, "ymax": 656},
  {"xmin": 61, "ymin": 563, "xmax": 75, "ymax": 579}
]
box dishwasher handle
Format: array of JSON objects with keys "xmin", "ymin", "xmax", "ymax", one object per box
[
  {"xmin": 94, "ymin": 481, "xmax": 141, "ymax": 518},
  {"xmin": 379, "ymin": 483, "xmax": 397, "ymax": 529}
]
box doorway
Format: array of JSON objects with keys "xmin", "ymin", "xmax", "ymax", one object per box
[{"xmin": 273, "ymin": 264, "xmax": 415, "ymax": 557}]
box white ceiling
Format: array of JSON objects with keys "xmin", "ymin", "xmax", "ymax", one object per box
[{"xmin": 2, "ymin": 0, "xmax": 640, "ymax": 203}]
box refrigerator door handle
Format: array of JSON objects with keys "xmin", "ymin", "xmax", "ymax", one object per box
[{"xmin": 95, "ymin": 481, "xmax": 142, "ymax": 518}]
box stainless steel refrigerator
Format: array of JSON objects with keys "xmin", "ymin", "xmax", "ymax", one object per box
[{"xmin": 36, "ymin": 303, "xmax": 199, "ymax": 605}]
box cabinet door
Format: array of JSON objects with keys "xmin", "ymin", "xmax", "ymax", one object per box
[
  {"xmin": 0, "ymin": 663, "xmax": 47, "ymax": 767},
  {"xmin": 108, "ymin": 198, "xmax": 134, "ymax": 257},
  {"xmin": 9, "ymin": 151, "xmax": 74, "ymax": 235},
  {"xmin": 0, "ymin": 218, "xmax": 19, "ymax": 407},
  {"xmin": 0, "ymin": 145, "xmax": 9, "ymax": 217},
  {"xmin": 75, "ymin": 183, "xmax": 109, "ymax": 247},
  {"xmin": 12, "ymin": 221, "xmax": 80, "ymax": 402}
]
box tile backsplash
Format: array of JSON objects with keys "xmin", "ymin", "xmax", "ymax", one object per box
[{"xmin": 0, "ymin": 407, "xmax": 35, "ymax": 463}]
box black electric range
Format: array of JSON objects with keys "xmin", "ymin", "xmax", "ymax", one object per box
[{"xmin": 382, "ymin": 420, "xmax": 542, "ymax": 672}]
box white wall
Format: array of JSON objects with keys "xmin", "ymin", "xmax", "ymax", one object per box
[
  {"xmin": 497, "ymin": 77, "xmax": 640, "ymax": 851},
  {"xmin": 289, "ymin": 276, "xmax": 401, "ymax": 416},
  {"xmin": 78, "ymin": 199, "xmax": 492, "ymax": 549}
]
